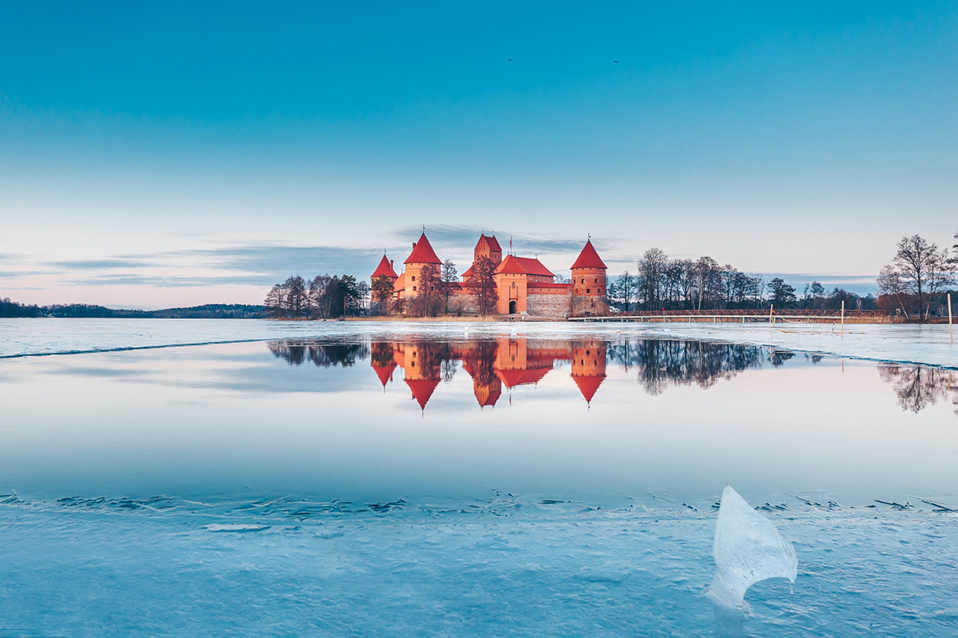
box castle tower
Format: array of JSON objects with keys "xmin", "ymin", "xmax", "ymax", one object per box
[
  {"xmin": 474, "ymin": 234, "xmax": 502, "ymax": 267},
  {"xmin": 371, "ymin": 255, "xmax": 399, "ymax": 312},
  {"xmin": 570, "ymin": 239, "xmax": 608, "ymax": 316},
  {"xmin": 371, "ymin": 254, "xmax": 399, "ymax": 287},
  {"xmin": 403, "ymin": 232, "xmax": 443, "ymax": 300}
]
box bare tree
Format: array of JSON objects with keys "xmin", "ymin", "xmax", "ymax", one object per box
[
  {"xmin": 355, "ymin": 280, "xmax": 370, "ymax": 316},
  {"xmin": 371, "ymin": 275, "xmax": 394, "ymax": 315},
  {"xmin": 720, "ymin": 265, "xmax": 739, "ymax": 309},
  {"xmin": 309, "ymin": 275, "xmax": 333, "ymax": 318},
  {"xmin": 469, "ymin": 256, "xmax": 498, "ymax": 317},
  {"xmin": 882, "ymin": 235, "xmax": 943, "ymax": 319},
  {"xmin": 692, "ymin": 256, "xmax": 721, "ymax": 310},
  {"xmin": 617, "ymin": 271, "xmax": 636, "ymax": 311},
  {"xmin": 637, "ymin": 248, "xmax": 668, "ymax": 311},
  {"xmin": 285, "ymin": 276, "xmax": 308, "ymax": 318},
  {"xmin": 264, "ymin": 283, "xmax": 287, "ymax": 318},
  {"xmin": 877, "ymin": 266, "xmax": 911, "ymax": 316},
  {"xmin": 440, "ymin": 259, "xmax": 458, "ymax": 314},
  {"xmin": 924, "ymin": 247, "xmax": 955, "ymax": 318}
]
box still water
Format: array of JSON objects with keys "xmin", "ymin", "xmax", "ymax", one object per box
[{"xmin": 1, "ymin": 327, "xmax": 957, "ymax": 636}]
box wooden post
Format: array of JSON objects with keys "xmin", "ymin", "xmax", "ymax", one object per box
[
  {"xmin": 768, "ymin": 304, "xmax": 774, "ymax": 332},
  {"xmin": 840, "ymin": 300, "xmax": 845, "ymax": 337},
  {"xmin": 949, "ymin": 293, "xmax": 953, "ymax": 344}
]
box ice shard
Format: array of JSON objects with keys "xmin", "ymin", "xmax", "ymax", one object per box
[{"xmin": 705, "ymin": 484, "xmax": 798, "ymax": 610}]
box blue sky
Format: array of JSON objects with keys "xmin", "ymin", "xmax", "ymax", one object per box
[{"xmin": 1, "ymin": 1, "xmax": 956, "ymax": 307}]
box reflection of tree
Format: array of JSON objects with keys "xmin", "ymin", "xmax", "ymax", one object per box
[
  {"xmin": 461, "ymin": 340, "xmax": 498, "ymax": 386},
  {"xmin": 411, "ymin": 342, "xmax": 453, "ymax": 380},
  {"xmin": 268, "ymin": 340, "xmax": 369, "ymax": 367},
  {"xmin": 607, "ymin": 340, "xmax": 765, "ymax": 396},
  {"xmin": 770, "ymin": 350, "xmax": 794, "ymax": 366},
  {"xmin": 879, "ymin": 365, "xmax": 958, "ymax": 415},
  {"xmin": 441, "ymin": 359, "xmax": 458, "ymax": 382},
  {"xmin": 370, "ymin": 342, "xmax": 395, "ymax": 369}
]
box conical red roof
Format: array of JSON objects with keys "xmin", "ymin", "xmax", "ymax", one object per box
[
  {"xmin": 405, "ymin": 378, "xmax": 439, "ymax": 409},
  {"xmin": 572, "ymin": 374, "xmax": 605, "ymax": 403},
  {"xmin": 404, "ymin": 233, "xmax": 442, "ymax": 265},
  {"xmin": 571, "ymin": 240, "xmax": 607, "ymax": 270},
  {"xmin": 372, "ymin": 255, "xmax": 398, "ymax": 278},
  {"xmin": 371, "ymin": 361, "xmax": 397, "ymax": 387}
]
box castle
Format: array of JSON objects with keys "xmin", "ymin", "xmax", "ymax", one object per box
[{"xmin": 371, "ymin": 232, "xmax": 609, "ymax": 317}]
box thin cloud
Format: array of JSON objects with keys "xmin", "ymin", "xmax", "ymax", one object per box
[
  {"xmin": 0, "ymin": 269, "xmax": 50, "ymax": 279},
  {"xmin": 49, "ymin": 258, "xmax": 155, "ymax": 270},
  {"xmin": 157, "ymin": 245, "xmax": 385, "ymax": 278},
  {"xmin": 393, "ymin": 225, "xmax": 586, "ymax": 254},
  {"xmin": 64, "ymin": 274, "xmax": 280, "ymax": 288}
]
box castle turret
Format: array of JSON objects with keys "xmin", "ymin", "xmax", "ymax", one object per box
[
  {"xmin": 570, "ymin": 239, "xmax": 608, "ymax": 316},
  {"xmin": 474, "ymin": 234, "xmax": 502, "ymax": 267},
  {"xmin": 371, "ymin": 255, "xmax": 399, "ymax": 286},
  {"xmin": 403, "ymin": 233, "xmax": 443, "ymax": 300}
]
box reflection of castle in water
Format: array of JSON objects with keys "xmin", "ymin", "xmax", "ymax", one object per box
[
  {"xmin": 372, "ymin": 337, "xmax": 608, "ymax": 409},
  {"xmin": 268, "ymin": 338, "xmax": 958, "ymax": 417},
  {"xmin": 268, "ymin": 337, "xmax": 770, "ymax": 409}
]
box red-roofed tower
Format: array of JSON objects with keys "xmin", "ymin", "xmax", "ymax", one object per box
[
  {"xmin": 474, "ymin": 234, "xmax": 502, "ymax": 267},
  {"xmin": 403, "ymin": 233, "xmax": 443, "ymax": 302},
  {"xmin": 571, "ymin": 239, "xmax": 608, "ymax": 315}
]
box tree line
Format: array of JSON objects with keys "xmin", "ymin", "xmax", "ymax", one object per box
[
  {"xmin": 0, "ymin": 298, "xmax": 265, "ymax": 319},
  {"xmin": 264, "ymin": 275, "xmax": 369, "ymax": 319},
  {"xmin": 606, "ymin": 250, "xmax": 876, "ymax": 312},
  {"xmin": 606, "ymin": 231, "xmax": 957, "ymax": 318}
]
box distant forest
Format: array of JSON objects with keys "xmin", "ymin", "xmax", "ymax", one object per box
[{"xmin": 0, "ymin": 299, "xmax": 265, "ymax": 319}]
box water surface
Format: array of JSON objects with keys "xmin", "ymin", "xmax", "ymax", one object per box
[{"xmin": 1, "ymin": 325, "xmax": 957, "ymax": 636}]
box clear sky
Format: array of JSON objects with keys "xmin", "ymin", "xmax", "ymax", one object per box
[{"xmin": 1, "ymin": 1, "xmax": 956, "ymax": 308}]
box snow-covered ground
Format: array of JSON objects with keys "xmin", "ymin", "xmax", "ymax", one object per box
[
  {"xmin": 2, "ymin": 319, "xmax": 956, "ymax": 368},
  {"xmin": 1, "ymin": 493, "xmax": 955, "ymax": 636}
]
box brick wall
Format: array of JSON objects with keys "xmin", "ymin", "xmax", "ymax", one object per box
[
  {"xmin": 572, "ymin": 296, "xmax": 610, "ymax": 317},
  {"xmin": 527, "ymin": 292, "xmax": 572, "ymax": 318}
]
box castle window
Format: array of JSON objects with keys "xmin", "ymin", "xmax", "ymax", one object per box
[
  {"xmin": 411, "ymin": 276, "xmax": 415, "ymax": 281},
  {"xmin": 581, "ymin": 278, "xmax": 585, "ymax": 284},
  {"xmin": 413, "ymin": 286, "xmax": 417, "ymax": 291},
  {"xmin": 594, "ymin": 278, "xmax": 598, "ymax": 283},
  {"xmin": 586, "ymin": 288, "xmax": 590, "ymax": 293}
]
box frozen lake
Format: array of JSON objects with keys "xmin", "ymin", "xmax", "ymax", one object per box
[{"xmin": 1, "ymin": 320, "xmax": 957, "ymax": 635}]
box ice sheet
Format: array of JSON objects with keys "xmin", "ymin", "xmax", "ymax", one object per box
[
  {"xmin": 2, "ymin": 319, "xmax": 956, "ymax": 368},
  {"xmin": 1, "ymin": 493, "xmax": 955, "ymax": 636}
]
